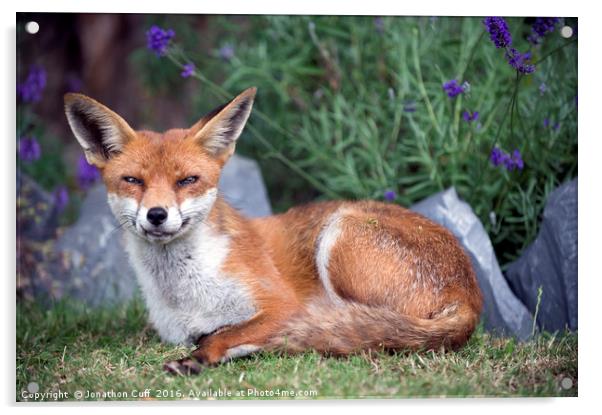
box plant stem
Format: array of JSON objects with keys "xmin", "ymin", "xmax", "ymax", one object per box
[
  {"xmin": 489, "ymin": 78, "xmax": 517, "ymax": 153},
  {"xmin": 245, "ymin": 124, "xmax": 342, "ymax": 199},
  {"xmin": 509, "ymin": 72, "xmax": 519, "ymax": 144},
  {"xmin": 168, "ymin": 49, "xmax": 297, "ymax": 142},
  {"xmin": 532, "ymin": 38, "xmax": 577, "ymax": 66},
  {"xmin": 459, "ymin": 30, "xmax": 485, "ymax": 81},
  {"xmin": 475, "ymin": 72, "xmax": 522, "ymax": 190},
  {"xmin": 412, "ymin": 28, "xmax": 442, "ymax": 136},
  {"xmin": 531, "ymin": 286, "xmax": 543, "ymax": 337}
]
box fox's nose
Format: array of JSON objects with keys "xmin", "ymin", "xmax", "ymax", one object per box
[{"xmin": 147, "ymin": 207, "xmax": 168, "ymax": 226}]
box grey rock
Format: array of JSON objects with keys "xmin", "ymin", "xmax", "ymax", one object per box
[
  {"xmin": 53, "ymin": 183, "xmax": 136, "ymax": 306},
  {"xmin": 219, "ymin": 154, "xmax": 272, "ymax": 217},
  {"xmin": 17, "ymin": 173, "xmax": 59, "ymax": 241},
  {"xmin": 411, "ymin": 188, "xmax": 534, "ymax": 340},
  {"xmin": 50, "ymin": 154, "xmax": 272, "ymax": 306},
  {"xmin": 505, "ymin": 179, "xmax": 577, "ymax": 332}
]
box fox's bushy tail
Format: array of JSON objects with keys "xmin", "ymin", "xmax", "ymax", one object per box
[{"xmin": 266, "ymin": 300, "xmax": 480, "ymax": 355}]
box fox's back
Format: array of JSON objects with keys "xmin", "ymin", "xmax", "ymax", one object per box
[{"xmin": 252, "ymin": 200, "xmax": 481, "ymax": 317}]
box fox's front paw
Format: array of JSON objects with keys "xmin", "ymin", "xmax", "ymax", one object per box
[
  {"xmin": 191, "ymin": 336, "xmax": 227, "ymax": 366},
  {"xmin": 163, "ymin": 357, "xmax": 204, "ymax": 376},
  {"xmin": 190, "ymin": 347, "xmax": 223, "ymax": 366}
]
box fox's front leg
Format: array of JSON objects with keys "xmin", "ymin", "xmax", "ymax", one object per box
[{"xmin": 164, "ymin": 313, "xmax": 284, "ymax": 376}]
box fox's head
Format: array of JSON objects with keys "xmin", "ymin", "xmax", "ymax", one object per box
[{"xmin": 64, "ymin": 87, "xmax": 256, "ymax": 244}]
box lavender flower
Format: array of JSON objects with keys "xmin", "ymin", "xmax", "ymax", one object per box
[
  {"xmin": 77, "ymin": 154, "xmax": 100, "ymax": 190},
  {"xmin": 18, "ymin": 66, "xmax": 47, "ymax": 103},
  {"xmin": 442, "ymin": 79, "xmax": 464, "ymax": 98},
  {"xmin": 505, "ymin": 48, "xmax": 535, "ymax": 74},
  {"xmin": 374, "ymin": 17, "xmax": 384, "ymax": 34},
  {"xmin": 403, "ymin": 100, "xmax": 417, "ymax": 113},
  {"xmin": 482, "ymin": 17, "xmax": 537, "ymax": 73},
  {"xmin": 53, "ymin": 186, "xmax": 69, "ymax": 212},
  {"xmin": 218, "ymin": 44, "xmax": 235, "ymax": 61},
  {"xmin": 539, "ymin": 82, "xmax": 547, "ymax": 95},
  {"xmin": 490, "ymin": 146, "xmax": 524, "ymax": 171},
  {"xmin": 511, "ymin": 149, "xmax": 524, "ymax": 170},
  {"xmin": 18, "ymin": 136, "xmax": 41, "ymax": 162},
  {"xmin": 181, "ymin": 63, "xmax": 195, "ymax": 78},
  {"xmin": 528, "ymin": 18, "xmax": 560, "ymax": 44},
  {"xmin": 384, "ymin": 190, "xmax": 396, "ymax": 202},
  {"xmin": 543, "ymin": 117, "xmax": 560, "ymax": 130},
  {"xmin": 483, "ymin": 17, "xmax": 512, "ymax": 48},
  {"xmin": 490, "ymin": 147, "xmax": 506, "ymax": 167},
  {"xmin": 462, "ymin": 110, "xmax": 479, "ymax": 122},
  {"xmin": 529, "ymin": 17, "xmax": 560, "ymax": 46},
  {"xmin": 146, "ymin": 25, "xmax": 175, "ymax": 57},
  {"xmin": 532, "ymin": 17, "xmax": 559, "ymax": 37},
  {"xmin": 527, "ymin": 33, "xmax": 541, "ymax": 45}
]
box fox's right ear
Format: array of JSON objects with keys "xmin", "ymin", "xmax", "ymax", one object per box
[{"xmin": 64, "ymin": 93, "xmax": 136, "ymax": 168}]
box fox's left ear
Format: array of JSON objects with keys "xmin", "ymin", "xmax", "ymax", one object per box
[{"xmin": 189, "ymin": 87, "xmax": 256, "ymax": 163}]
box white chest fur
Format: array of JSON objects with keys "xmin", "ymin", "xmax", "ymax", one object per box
[{"xmin": 124, "ymin": 223, "xmax": 256, "ymax": 345}]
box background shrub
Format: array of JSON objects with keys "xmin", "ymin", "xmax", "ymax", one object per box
[
  {"xmin": 17, "ymin": 15, "xmax": 577, "ymax": 267},
  {"xmin": 139, "ymin": 15, "xmax": 577, "ymax": 265}
]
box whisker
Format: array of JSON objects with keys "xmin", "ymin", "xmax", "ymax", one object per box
[{"xmin": 107, "ymin": 217, "xmax": 135, "ymax": 237}]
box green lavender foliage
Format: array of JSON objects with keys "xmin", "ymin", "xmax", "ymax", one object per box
[{"xmin": 138, "ymin": 16, "xmax": 578, "ymax": 265}]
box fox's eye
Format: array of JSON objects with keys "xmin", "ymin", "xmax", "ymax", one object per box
[
  {"xmin": 177, "ymin": 176, "xmax": 199, "ymax": 187},
  {"xmin": 123, "ymin": 176, "xmax": 144, "ymax": 185}
]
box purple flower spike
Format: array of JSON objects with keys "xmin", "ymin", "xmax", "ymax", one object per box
[
  {"xmin": 483, "ymin": 17, "xmax": 512, "ymax": 48},
  {"xmin": 511, "ymin": 149, "xmax": 524, "ymax": 170},
  {"xmin": 374, "ymin": 17, "xmax": 384, "ymax": 34},
  {"xmin": 505, "ymin": 48, "xmax": 536, "ymax": 74},
  {"xmin": 490, "ymin": 146, "xmax": 525, "ymax": 171},
  {"xmin": 490, "ymin": 147, "xmax": 505, "ymax": 167},
  {"xmin": 77, "ymin": 154, "xmax": 100, "ymax": 190},
  {"xmin": 403, "ymin": 100, "xmax": 417, "ymax": 113},
  {"xmin": 54, "ymin": 186, "xmax": 69, "ymax": 212},
  {"xmin": 218, "ymin": 44, "xmax": 235, "ymax": 61},
  {"xmin": 442, "ymin": 79, "xmax": 464, "ymax": 98},
  {"xmin": 18, "ymin": 65, "xmax": 47, "ymax": 103},
  {"xmin": 384, "ymin": 190, "xmax": 396, "ymax": 202},
  {"xmin": 530, "ymin": 17, "xmax": 560, "ymax": 44},
  {"xmin": 181, "ymin": 63, "xmax": 195, "ymax": 78},
  {"xmin": 539, "ymin": 83, "xmax": 547, "ymax": 95},
  {"xmin": 18, "ymin": 136, "xmax": 41, "ymax": 162},
  {"xmin": 146, "ymin": 25, "xmax": 175, "ymax": 57},
  {"xmin": 463, "ymin": 110, "xmax": 479, "ymax": 122}
]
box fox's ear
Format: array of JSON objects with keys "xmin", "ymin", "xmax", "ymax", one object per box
[
  {"xmin": 64, "ymin": 93, "xmax": 136, "ymax": 168},
  {"xmin": 189, "ymin": 87, "xmax": 256, "ymax": 163}
]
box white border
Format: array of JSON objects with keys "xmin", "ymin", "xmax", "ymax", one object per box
[{"xmin": 2, "ymin": 1, "xmax": 599, "ymax": 414}]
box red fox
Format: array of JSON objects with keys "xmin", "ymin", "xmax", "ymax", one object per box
[{"xmin": 64, "ymin": 87, "xmax": 483, "ymax": 375}]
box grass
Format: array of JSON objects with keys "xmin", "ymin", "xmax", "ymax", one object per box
[{"xmin": 17, "ymin": 298, "xmax": 578, "ymax": 401}]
